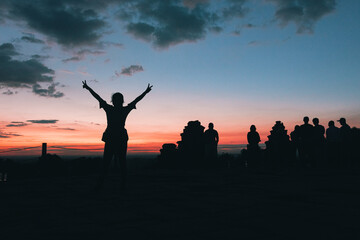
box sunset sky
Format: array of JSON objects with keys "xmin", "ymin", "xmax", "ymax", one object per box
[{"xmin": 1, "ymin": 0, "xmax": 359, "ymax": 156}]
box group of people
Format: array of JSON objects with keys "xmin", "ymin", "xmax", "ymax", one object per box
[
  {"xmin": 290, "ymin": 116, "xmax": 352, "ymax": 168},
  {"xmin": 246, "ymin": 116, "xmax": 355, "ymax": 169},
  {"xmin": 82, "ymin": 79, "xmax": 356, "ymax": 188}
]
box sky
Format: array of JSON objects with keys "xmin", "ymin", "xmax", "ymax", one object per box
[{"xmin": 0, "ymin": 0, "xmax": 359, "ymax": 156}]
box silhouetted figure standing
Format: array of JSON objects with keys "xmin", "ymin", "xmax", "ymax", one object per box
[
  {"xmin": 338, "ymin": 117, "xmax": 351, "ymax": 168},
  {"xmin": 247, "ymin": 125, "xmax": 260, "ymax": 151},
  {"xmin": 338, "ymin": 118, "xmax": 351, "ymax": 141},
  {"xmin": 298, "ymin": 116, "xmax": 314, "ymax": 168},
  {"xmin": 290, "ymin": 125, "xmax": 300, "ymax": 162},
  {"xmin": 326, "ymin": 121, "xmax": 341, "ymax": 142},
  {"xmin": 204, "ymin": 123, "xmax": 219, "ymax": 162},
  {"xmin": 82, "ymin": 80, "xmax": 152, "ymax": 189},
  {"xmin": 246, "ymin": 125, "xmax": 263, "ymax": 169},
  {"xmin": 312, "ymin": 118, "xmax": 325, "ymax": 142},
  {"xmin": 312, "ymin": 118, "xmax": 325, "ymax": 167},
  {"xmin": 326, "ymin": 120, "xmax": 340, "ymax": 168}
]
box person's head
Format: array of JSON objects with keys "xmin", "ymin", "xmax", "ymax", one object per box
[
  {"xmin": 328, "ymin": 120, "xmax": 335, "ymax": 127},
  {"xmin": 208, "ymin": 123, "xmax": 214, "ymax": 129},
  {"xmin": 338, "ymin": 117, "xmax": 346, "ymax": 125},
  {"xmin": 312, "ymin": 118, "xmax": 319, "ymax": 125},
  {"xmin": 303, "ymin": 116, "xmax": 309, "ymax": 124},
  {"xmin": 250, "ymin": 125, "xmax": 256, "ymax": 132},
  {"xmin": 112, "ymin": 92, "xmax": 124, "ymax": 107},
  {"xmin": 294, "ymin": 125, "xmax": 299, "ymax": 130}
]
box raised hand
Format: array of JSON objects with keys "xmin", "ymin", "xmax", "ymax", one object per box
[
  {"xmin": 145, "ymin": 83, "xmax": 153, "ymax": 93},
  {"xmin": 82, "ymin": 80, "xmax": 89, "ymax": 90}
]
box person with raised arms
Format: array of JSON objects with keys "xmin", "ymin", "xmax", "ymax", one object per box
[{"xmin": 82, "ymin": 80, "xmax": 152, "ymax": 189}]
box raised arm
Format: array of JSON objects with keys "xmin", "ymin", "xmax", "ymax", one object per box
[
  {"xmin": 82, "ymin": 80, "xmax": 104, "ymax": 103},
  {"xmin": 130, "ymin": 84, "xmax": 153, "ymax": 105}
]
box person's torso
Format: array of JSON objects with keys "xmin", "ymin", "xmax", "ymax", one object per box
[
  {"xmin": 313, "ymin": 125, "xmax": 325, "ymax": 140},
  {"xmin": 105, "ymin": 105, "xmax": 131, "ymax": 130},
  {"xmin": 204, "ymin": 130, "xmax": 218, "ymax": 144},
  {"xmin": 326, "ymin": 127, "xmax": 340, "ymax": 142},
  {"xmin": 248, "ymin": 132, "xmax": 260, "ymax": 145},
  {"xmin": 300, "ymin": 124, "xmax": 314, "ymax": 140}
]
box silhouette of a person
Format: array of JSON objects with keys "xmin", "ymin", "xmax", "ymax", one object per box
[
  {"xmin": 312, "ymin": 118, "xmax": 325, "ymax": 142},
  {"xmin": 290, "ymin": 125, "xmax": 300, "ymax": 145},
  {"xmin": 326, "ymin": 120, "xmax": 340, "ymax": 167},
  {"xmin": 82, "ymin": 80, "xmax": 152, "ymax": 189},
  {"xmin": 338, "ymin": 118, "xmax": 351, "ymax": 142},
  {"xmin": 247, "ymin": 125, "xmax": 260, "ymax": 150},
  {"xmin": 298, "ymin": 116, "xmax": 314, "ymax": 168},
  {"xmin": 338, "ymin": 117, "xmax": 351, "ymax": 167},
  {"xmin": 204, "ymin": 123, "xmax": 219, "ymax": 161},
  {"xmin": 290, "ymin": 125, "xmax": 300, "ymax": 160},
  {"xmin": 246, "ymin": 125, "xmax": 262, "ymax": 168},
  {"xmin": 326, "ymin": 121, "xmax": 340, "ymax": 143},
  {"xmin": 312, "ymin": 118, "xmax": 325, "ymax": 167}
]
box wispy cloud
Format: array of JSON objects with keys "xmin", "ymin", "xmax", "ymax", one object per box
[
  {"xmin": 6, "ymin": 121, "xmax": 28, "ymax": 127},
  {"xmin": 59, "ymin": 69, "xmax": 75, "ymax": 75},
  {"xmin": 21, "ymin": 33, "xmax": 45, "ymax": 44},
  {"xmin": 269, "ymin": 0, "xmax": 336, "ymax": 34},
  {"xmin": 248, "ymin": 40, "xmax": 261, "ymax": 46},
  {"xmin": 27, "ymin": 119, "xmax": 59, "ymax": 124},
  {"xmin": 32, "ymin": 83, "xmax": 64, "ymax": 98},
  {"xmin": 31, "ymin": 54, "xmax": 50, "ymax": 61},
  {"xmin": 78, "ymin": 71, "xmax": 92, "ymax": 76},
  {"xmin": 116, "ymin": 65, "xmax": 144, "ymax": 77},
  {"xmin": 56, "ymin": 127, "xmax": 76, "ymax": 131},
  {"xmin": 62, "ymin": 49, "xmax": 105, "ymax": 63},
  {"xmin": 243, "ymin": 23, "xmax": 256, "ymax": 29},
  {"xmin": 0, "ymin": 130, "xmax": 22, "ymax": 138},
  {"xmin": 2, "ymin": 89, "xmax": 17, "ymax": 95}
]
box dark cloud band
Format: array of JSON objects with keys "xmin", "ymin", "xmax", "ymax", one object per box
[
  {"xmin": 27, "ymin": 120, "xmax": 59, "ymax": 124},
  {"xmin": 6, "ymin": 122, "xmax": 28, "ymax": 127},
  {"xmin": 0, "ymin": 43, "xmax": 64, "ymax": 98},
  {"xmin": 0, "ymin": 0, "xmax": 337, "ymax": 49}
]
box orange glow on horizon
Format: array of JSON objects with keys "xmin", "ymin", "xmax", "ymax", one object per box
[{"xmin": 0, "ymin": 117, "xmax": 350, "ymax": 157}]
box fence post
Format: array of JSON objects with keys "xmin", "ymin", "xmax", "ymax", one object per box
[{"xmin": 42, "ymin": 143, "xmax": 47, "ymax": 157}]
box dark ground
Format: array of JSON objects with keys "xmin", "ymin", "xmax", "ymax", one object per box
[{"xmin": 1, "ymin": 166, "xmax": 360, "ymax": 240}]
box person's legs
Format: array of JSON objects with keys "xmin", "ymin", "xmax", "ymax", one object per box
[
  {"xmin": 118, "ymin": 140, "xmax": 128, "ymax": 188},
  {"xmin": 97, "ymin": 142, "xmax": 114, "ymax": 188}
]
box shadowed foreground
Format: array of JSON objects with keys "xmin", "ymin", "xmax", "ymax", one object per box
[{"xmin": 1, "ymin": 167, "xmax": 360, "ymax": 239}]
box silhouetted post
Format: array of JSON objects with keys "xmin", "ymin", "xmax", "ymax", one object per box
[{"xmin": 42, "ymin": 143, "xmax": 47, "ymax": 157}]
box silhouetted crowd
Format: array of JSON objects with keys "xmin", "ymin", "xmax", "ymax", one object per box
[
  {"xmin": 160, "ymin": 117, "xmax": 359, "ymax": 171},
  {"xmin": 245, "ymin": 117, "xmax": 360, "ymax": 170}
]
